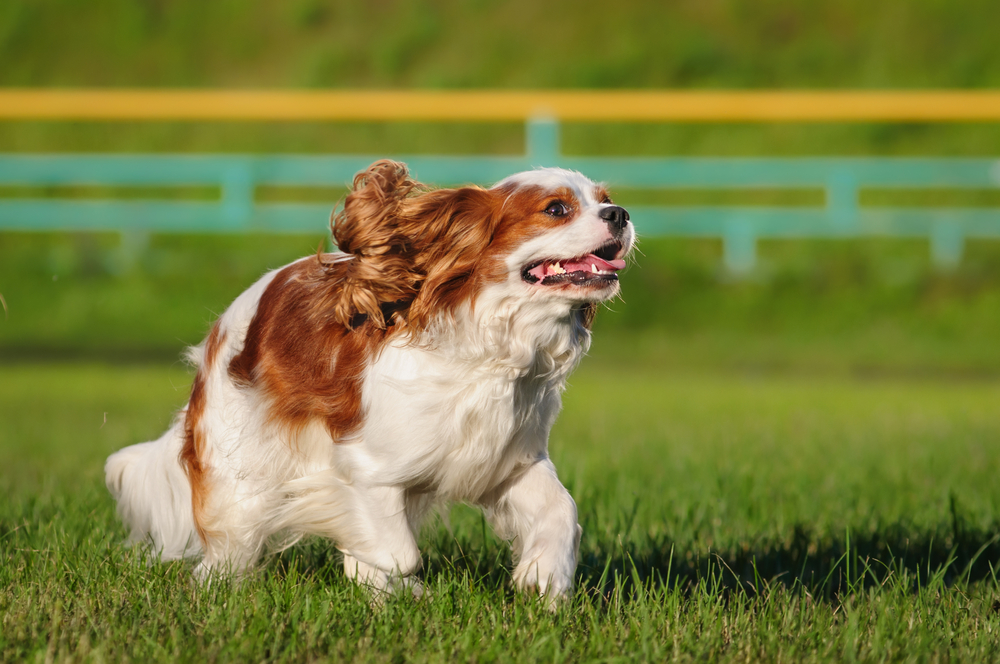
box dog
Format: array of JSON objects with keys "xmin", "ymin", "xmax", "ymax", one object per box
[{"xmin": 105, "ymin": 160, "xmax": 634, "ymax": 599}]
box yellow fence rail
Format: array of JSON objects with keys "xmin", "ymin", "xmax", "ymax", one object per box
[{"xmin": 2, "ymin": 89, "xmax": 1000, "ymax": 122}]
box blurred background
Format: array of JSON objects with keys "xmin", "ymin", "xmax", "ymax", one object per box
[
  {"xmin": 2, "ymin": 0, "xmax": 1000, "ymax": 375},
  {"xmin": 5, "ymin": 4, "xmax": 1000, "ymax": 656}
]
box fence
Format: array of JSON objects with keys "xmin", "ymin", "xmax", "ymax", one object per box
[{"xmin": 2, "ymin": 90, "xmax": 999, "ymax": 272}]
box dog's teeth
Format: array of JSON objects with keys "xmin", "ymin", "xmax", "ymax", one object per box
[
  {"xmin": 591, "ymin": 263, "xmax": 598, "ymax": 273},
  {"xmin": 551, "ymin": 263, "xmax": 566, "ymax": 274}
]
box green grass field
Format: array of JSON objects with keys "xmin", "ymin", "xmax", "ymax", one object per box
[
  {"xmin": 4, "ymin": 0, "xmax": 1000, "ymax": 658},
  {"xmin": 3, "ymin": 352, "xmax": 1000, "ymax": 662},
  {"xmin": 3, "ymin": 235, "xmax": 1000, "ymax": 660}
]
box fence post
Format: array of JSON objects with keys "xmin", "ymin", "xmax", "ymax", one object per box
[
  {"xmin": 931, "ymin": 220, "xmax": 964, "ymax": 269},
  {"xmin": 221, "ymin": 161, "xmax": 254, "ymax": 228},
  {"xmin": 723, "ymin": 217, "xmax": 756, "ymax": 275},
  {"xmin": 526, "ymin": 117, "xmax": 561, "ymax": 166},
  {"xmin": 116, "ymin": 228, "xmax": 150, "ymax": 274},
  {"xmin": 827, "ymin": 167, "xmax": 859, "ymax": 233}
]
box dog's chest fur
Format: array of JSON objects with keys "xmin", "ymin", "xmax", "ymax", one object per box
[{"xmin": 357, "ymin": 300, "xmax": 590, "ymax": 501}]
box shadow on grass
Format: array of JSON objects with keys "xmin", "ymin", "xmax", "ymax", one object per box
[
  {"xmin": 267, "ymin": 495, "xmax": 1000, "ymax": 608},
  {"xmin": 575, "ymin": 520, "xmax": 1000, "ymax": 606}
]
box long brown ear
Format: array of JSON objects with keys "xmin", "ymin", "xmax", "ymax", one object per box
[
  {"xmin": 325, "ymin": 160, "xmax": 500, "ymax": 330},
  {"xmin": 324, "ymin": 160, "xmax": 425, "ymax": 329},
  {"xmin": 403, "ymin": 185, "xmax": 502, "ymax": 329}
]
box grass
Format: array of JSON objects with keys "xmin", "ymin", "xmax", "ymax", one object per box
[{"xmin": 3, "ymin": 355, "xmax": 1000, "ymax": 662}]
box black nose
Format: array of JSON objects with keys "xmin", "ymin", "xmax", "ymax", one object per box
[{"xmin": 599, "ymin": 205, "xmax": 630, "ymax": 231}]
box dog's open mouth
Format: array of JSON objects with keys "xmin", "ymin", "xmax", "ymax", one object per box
[{"xmin": 522, "ymin": 240, "xmax": 627, "ymax": 287}]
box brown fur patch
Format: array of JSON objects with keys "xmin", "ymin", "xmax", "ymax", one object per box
[
  {"xmin": 325, "ymin": 160, "xmax": 514, "ymax": 330},
  {"xmin": 473, "ymin": 184, "xmax": 582, "ymax": 284},
  {"xmin": 203, "ymin": 321, "xmax": 227, "ymax": 370},
  {"xmin": 181, "ymin": 371, "xmax": 209, "ymax": 543},
  {"xmin": 180, "ymin": 321, "xmax": 226, "ymax": 545},
  {"xmin": 228, "ymin": 258, "xmax": 393, "ymax": 441},
  {"xmin": 594, "ymin": 184, "xmax": 612, "ymax": 204}
]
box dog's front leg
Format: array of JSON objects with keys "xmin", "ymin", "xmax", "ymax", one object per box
[
  {"xmin": 482, "ymin": 458, "xmax": 582, "ymax": 601},
  {"xmin": 339, "ymin": 484, "xmax": 423, "ymax": 598}
]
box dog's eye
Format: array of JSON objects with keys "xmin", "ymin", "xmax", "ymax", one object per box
[{"xmin": 545, "ymin": 201, "xmax": 568, "ymax": 217}]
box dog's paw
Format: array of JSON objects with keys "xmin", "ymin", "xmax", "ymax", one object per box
[
  {"xmin": 513, "ymin": 558, "xmax": 574, "ymax": 609},
  {"xmin": 344, "ymin": 553, "xmax": 424, "ymax": 605}
]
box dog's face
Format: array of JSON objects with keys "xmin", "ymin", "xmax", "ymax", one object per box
[
  {"xmin": 329, "ymin": 161, "xmax": 634, "ymax": 330},
  {"xmin": 491, "ymin": 168, "xmax": 634, "ymax": 304}
]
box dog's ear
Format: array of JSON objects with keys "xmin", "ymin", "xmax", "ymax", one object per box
[
  {"xmin": 402, "ymin": 185, "xmax": 502, "ymax": 329},
  {"xmin": 326, "ymin": 160, "xmax": 500, "ymax": 330},
  {"xmin": 325, "ymin": 160, "xmax": 425, "ymax": 329},
  {"xmin": 332, "ymin": 160, "xmax": 422, "ymax": 259}
]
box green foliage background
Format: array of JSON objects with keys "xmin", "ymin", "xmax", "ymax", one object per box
[
  {"xmin": 2, "ymin": 0, "xmax": 1000, "ymax": 88},
  {"xmin": 3, "ymin": 3, "xmax": 1000, "ymax": 660},
  {"xmin": 3, "ymin": 0, "xmax": 1000, "ymax": 157},
  {"xmin": 2, "ymin": 0, "xmax": 1000, "ymax": 371}
]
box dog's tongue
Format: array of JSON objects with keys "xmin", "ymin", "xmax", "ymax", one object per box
[
  {"xmin": 564, "ymin": 254, "xmax": 626, "ymax": 273},
  {"xmin": 529, "ymin": 254, "xmax": 627, "ymax": 280}
]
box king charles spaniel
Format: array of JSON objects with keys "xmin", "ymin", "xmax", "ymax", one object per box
[{"xmin": 105, "ymin": 160, "xmax": 634, "ymax": 600}]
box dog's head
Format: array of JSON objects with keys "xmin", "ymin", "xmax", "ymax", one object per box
[{"xmin": 326, "ymin": 160, "xmax": 634, "ymax": 330}]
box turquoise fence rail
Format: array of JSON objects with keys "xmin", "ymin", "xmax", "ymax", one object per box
[{"xmin": 2, "ymin": 119, "xmax": 1000, "ymax": 272}]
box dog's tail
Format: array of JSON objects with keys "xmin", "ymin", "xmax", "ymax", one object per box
[{"xmin": 105, "ymin": 420, "xmax": 202, "ymax": 560}]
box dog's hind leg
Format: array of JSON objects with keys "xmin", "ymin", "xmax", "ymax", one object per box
[{"xmin": 191, "ymin": 484, "xmax": 275, "ymax": 581}]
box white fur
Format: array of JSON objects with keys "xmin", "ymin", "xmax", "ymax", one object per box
[
  {"xmin": 105, "ymin": 422, "xmax": 201, "ymax": 559},
  {"xmin": 105, "ymin": 168, "xmax": 634, "ymax": 601}
]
